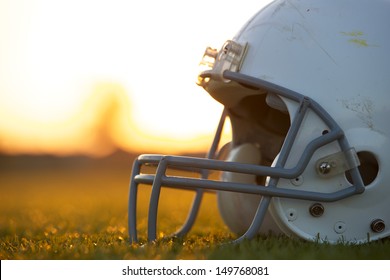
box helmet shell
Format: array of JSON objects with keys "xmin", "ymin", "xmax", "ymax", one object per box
[{"xmin": 215, "ymin": 0, "xmax": 390, "ymax": 243}]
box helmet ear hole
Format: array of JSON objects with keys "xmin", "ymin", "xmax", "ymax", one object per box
[{"xmin": 345, "ymin": 151, "xmax": 379, "ymax": 186}]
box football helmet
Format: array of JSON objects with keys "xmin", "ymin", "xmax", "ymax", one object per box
[{"xmin": 128, "ymin": 0, "xmax": 390, "ymax": 244}]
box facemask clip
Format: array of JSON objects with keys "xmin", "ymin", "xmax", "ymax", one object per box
[{"xmin": 316, "ymin": 148, "xmax": 360, "ymax": 177}]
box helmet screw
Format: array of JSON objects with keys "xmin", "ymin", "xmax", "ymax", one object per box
[
  {"xmin": 371, "ymin": 219, "xmax": 385, "ymax": 233},
  {"xmin": 291, "ymin": 175, "xmax": 304, "ymax": 186},
  {"xmin": 318, "ymin": 162, "xmax": 332, "ymax": 175},
  {"xmin": 309, "ymin": 203, "xmax": 324, "ymax": 217}
]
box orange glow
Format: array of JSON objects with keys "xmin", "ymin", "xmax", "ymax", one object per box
[
  {"xmin": 0, "ymin": 0, "xmax": 269, "ymax": 157},
  {"xmin": 0, "ymin": 82, "xmax": 232, "ymax": 156}
]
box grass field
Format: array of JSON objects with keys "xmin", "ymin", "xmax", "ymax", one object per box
[{"xmin": 1, "ymin": 151, "xmax": 390, "ymax": 259}]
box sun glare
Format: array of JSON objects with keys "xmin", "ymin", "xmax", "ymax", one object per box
[{"xmin": 0, "ymin": 0, "xmax": 271, "ymax": 156}]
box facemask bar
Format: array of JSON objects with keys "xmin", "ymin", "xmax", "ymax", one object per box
[
  {"xmin": 128, "ymin": 70, "xmax": 365, "ymax": 244},
  {"xmin": 128, "ymin": 109, "xmax": 228, "ymax": 243}
]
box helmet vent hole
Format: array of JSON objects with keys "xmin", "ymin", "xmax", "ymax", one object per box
[{"xmin": 345, "ymin": 151, "xmax": 379, "ymax": 186}]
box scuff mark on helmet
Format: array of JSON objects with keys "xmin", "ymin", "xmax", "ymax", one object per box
[{"xmin": 340, "ymin": 97, "xmax": 374, "ymax": 129}]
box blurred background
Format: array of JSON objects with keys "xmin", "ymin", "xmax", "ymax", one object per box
[
  {"xmin": 0, "ymin": 0, "xmax": 271, "ymax": 245},
  {"xmin": 0, "ymin": 0, "xmax": 274, "ymax": 157}
]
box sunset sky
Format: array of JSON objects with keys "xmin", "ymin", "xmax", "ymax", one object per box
[{"xmin": 0, "ymin": 0, "xmax": 271, "ymax": 156}]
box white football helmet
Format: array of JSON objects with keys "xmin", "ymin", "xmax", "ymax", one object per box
[{"xmin": 128, "ymin": 0, "xmax": 390, "ymax": 244}]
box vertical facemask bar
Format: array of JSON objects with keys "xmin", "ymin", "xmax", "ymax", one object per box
[
  {"xmin": 173, "ymin": 109, "xmax": 228, "ymax": 238},
  {"xmin": 147, "ymin": 158, "xmax": 168, "ymax": 241},
  {"xmin": 232, "ymin": 97, "xmax": 312, "ymax": 243},
  {"xmin": 128, "ymin": 154, "xmax": 163, "ymax": 243},
  {"xmin": 128, "ymin": 152, "xmax": 165, "ymax": 243},
  {"xmin": 128, "ymin": 159, "xmax": 142, "ymax": 243}
]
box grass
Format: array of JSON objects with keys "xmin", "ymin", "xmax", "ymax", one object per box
[{"xmin": 1, "ymin": 152, "xmax": 390, "ymax": 259}]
